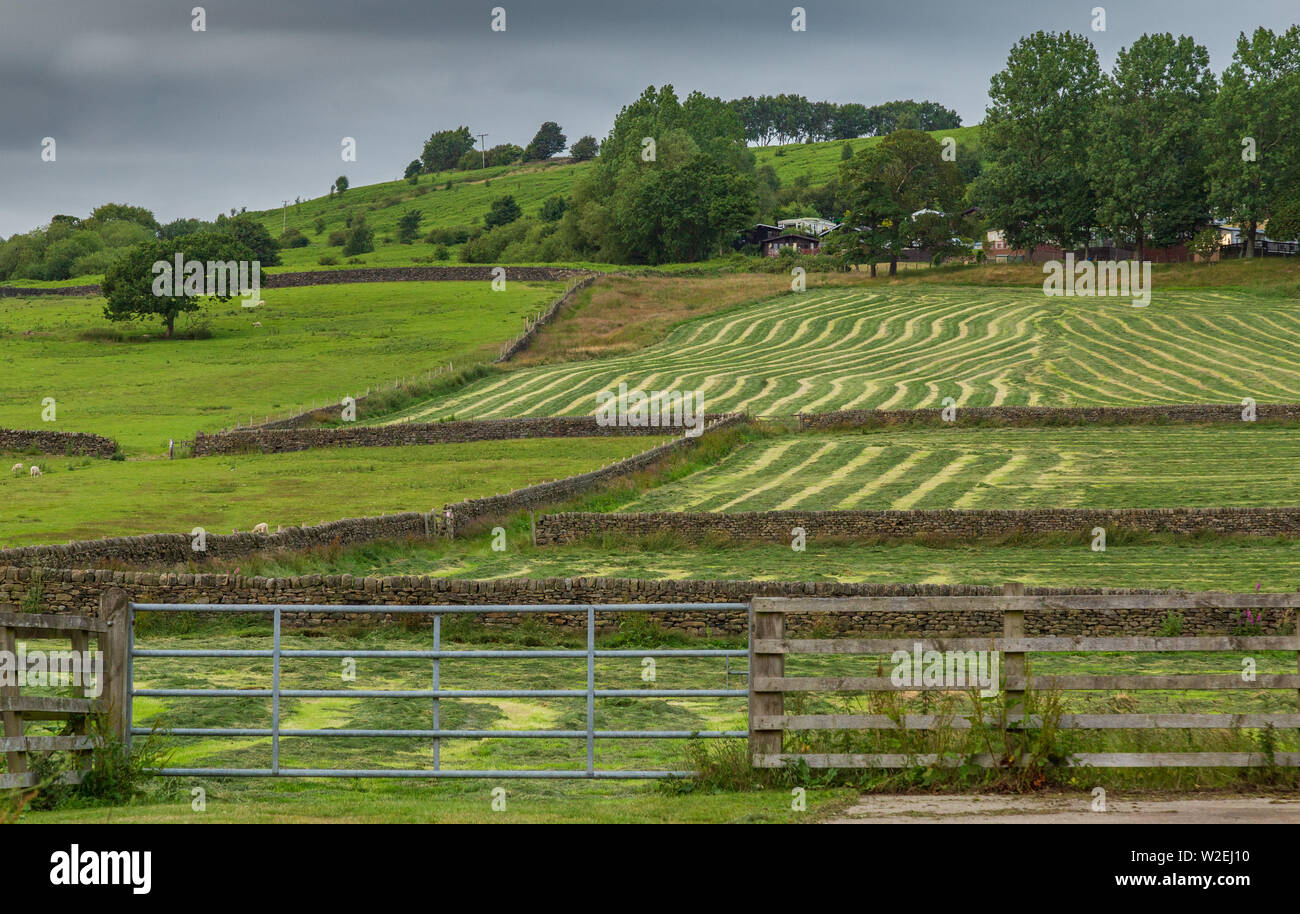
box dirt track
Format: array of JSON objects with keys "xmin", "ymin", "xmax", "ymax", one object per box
[{"xmin": 829, "ymin": 793, "xmax": 1300, "ymax": 823}]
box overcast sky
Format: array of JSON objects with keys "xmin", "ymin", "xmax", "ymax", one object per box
[{"xmin": 1, "ymin": 0, "xmax": 1296, "ymax": 237}]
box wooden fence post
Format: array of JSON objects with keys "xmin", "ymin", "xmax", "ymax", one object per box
[
  {"xmin": 749, "ymin": 599, "xmax": 785, "ymax": 765},
  {"xmin": 1002, "ymin": 582, "xmax": 1026, "ymax": 730},
  {"xmin": 0, "ymin": 615, "xmax": 24, "ymax": 777},
  {"xmin": 99, "ymin": 588, "xmax": 131, "ymax": 746}
]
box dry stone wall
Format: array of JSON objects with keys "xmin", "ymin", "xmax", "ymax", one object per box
[
  {"xmin": 0, "ymin": 428, "xmax": 117, "ymax": 457},
  {"xmin": 799, "ymin": 403, "xmax": 1300, "ymax": 428},
  {"xmin": 535, "ymin": 507, "xmax": 1300, "ymax": 544},
  {"xmin": 3, "ymin": 567, "xmax": 1293, "ymax": 636}
]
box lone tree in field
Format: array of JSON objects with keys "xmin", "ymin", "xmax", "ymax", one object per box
[
  {"xmin": 524, "ymin": 121, "xmax": 567, "ymax": 161},
  {"xmin": 334, "ymin": 175, "xmax": 349, "ymax": 195},
  {"xmin": 102, "ymin": 232, "xmax": 254, "ymax": 339},
  {"xmin": 397, "ymin": 210, "xmax": 423, "ymax": 244}
]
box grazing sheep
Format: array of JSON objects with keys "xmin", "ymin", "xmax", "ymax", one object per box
[
  {"xmin": 10, "ymin": 463, "xmax": 22, "ymax": 476},
  {"xmin": 29, "ymin": 466, "xmax": 41, "ymax": 477},
  {"xmin": 252, "ymin": 321, "xmax": 262, "ymax": 327},
  {"xmin": 252, "ymin": 522, "xmax": 269, "ymax": 534}
]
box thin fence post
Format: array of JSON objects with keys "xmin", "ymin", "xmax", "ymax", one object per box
[
  {"xmin": 1003, "ymin": 582, "xmax": 1026, "ymax": 737},
  {"xmin": 749, "ymin": 599, "xmax": 784, "ymax": 766},
  {"xmin": 0, "ymin": 619, "xmax": 24, "ymax": 776}
]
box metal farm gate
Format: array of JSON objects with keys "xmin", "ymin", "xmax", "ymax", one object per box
[{"xmin": 126, "ymin": 601, "xmax": 749, "ymax": 779}]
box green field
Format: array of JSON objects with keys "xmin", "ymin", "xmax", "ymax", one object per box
[
  {"xmin": 389, "ymin": 285, "xmax": 1300, "ymax": 421},
  {"xmin": 620, "ymin": 426, "xmax": 1300, "ymax": 513},
  {"xmin": 0, "ymin": 437, "xmax": 662, "ymax": 547},
  {"xmin": 752, "ymin": 125, "xmax": 984, "ymax": 185},
  {"xmin": 0, "ymin": 281, "xmax": 563, "ymax": 451}
]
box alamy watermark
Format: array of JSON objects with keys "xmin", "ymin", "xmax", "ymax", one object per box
[
  {"xmin": 596, "ymin": 382, "xmax": 705, "ymax": 437},
  {"xmin": 891, "ymin": 643, "xmax": 999, "ymax": 698},
  {"xmin": 1043, "ymin": 253, "xmax": 1152, "ymax": 307},
  {"xmin": 152, "ymin": 254, "xmax": 262, "ymax": 308},
  {"xmin": 0, "ymin": 646, "xmax": 103, "ymax": 697}
]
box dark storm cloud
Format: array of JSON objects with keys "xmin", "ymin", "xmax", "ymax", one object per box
[{"xmin": 0, "ymin": 0, "xmax": 1296, "ymax": 235}]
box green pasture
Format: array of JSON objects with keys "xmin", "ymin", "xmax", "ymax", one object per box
[
  {"xmin": 391, "ymin": 285, "xmax": 1300, "ymax": 420},
  {"xmin": 620, "ymin": 426, "xmax": 1300, "ymax": 513},
  {"xmin": 0, "ymin": 437, "xmax": 662, "ymax": 548},
  {"xmin": 0, "ymin": 281, "xmax": 562, "ymax": 451},
  {"xmin": 752, "ymin": 125, "xmax": 983, "ymax": 186}
]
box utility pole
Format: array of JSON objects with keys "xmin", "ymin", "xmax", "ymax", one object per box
[{"xmin": 477, "ymin": 133, "xmax": 489, "ymax": 169}]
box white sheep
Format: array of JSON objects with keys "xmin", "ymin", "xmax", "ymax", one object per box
[
  {"xmin": 252, "ymin": 522, "xmax": 269, "ymax": 534},
  {"xmin": 29, "ymin": 466, "xmax": 41, "ymax": 477},
  {"xmin": 10, "ymin": 463, "xmax": 22, "ymax": 476},
  {"xmin": 252, "ymin": 321, "xmax": 262, "ymax": 327}
]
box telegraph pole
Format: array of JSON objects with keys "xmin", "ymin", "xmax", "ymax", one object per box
[{"xmin": 477, "ymin": 133, "xmax": 489, "ymax": 169}]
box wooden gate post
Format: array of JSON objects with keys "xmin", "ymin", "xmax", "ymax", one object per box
[
  {"xmin": 0, "ymin": 615, "xmax": 24, "ymax": 776},
  {"xmin": 99, "ymin": 588, "xmax": 131, "ymax": 746},
  {"xmin": 749, "ymin": 599, "xmax": 785, "ymax": 765},
  {"xmin": 1002, "ymin": 582, "xmax": 1026, "ymax": 731}
]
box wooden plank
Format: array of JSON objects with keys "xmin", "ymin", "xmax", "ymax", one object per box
[
  {"xmin": 68, "ymin": 629, "xmax": 92, "ymax": 773},
  {"xmin": 751, "ymin": 752, "xmax": 1300, "ymax": 769},
  {"xmin": 0, "ymin": 612, "xmax": 108, "ymax": 633},
  {"xmin": 748, "ymin": 607, "xmax": 784, "ymax": 762},
  {"xmin": 1019, "ymin": 674, "xmax": 1300, "ymax": 690},
  {"xmin": 754, "ymin": 638, "xmax": 1000, "ymax": 654},
  {"xmin": 101, "ymin": 587, "xmax": 130, "ymax": 745},
  {"xmin": 758, "ymin": 713, "xmax": 1300, "ymax": 730},
  {"xmin": 0, "ymin": 735, "xmax": 96, "ymax": 752},
  {"xmin": 751, "ymin": 592, "xmax": 1300, "ymax": 614},
  {"xmin": 1003, "ymin": 636, "xmax": 1300, "ymax": 652},
  {"xmin": 0, "ymin": 769, "xmax": 86, "ymax": 790},
  {"xmin": 1003, "ymin": 582, "xmax": 1025, "ymax": 729},
  {"xmin": 752, "ymin": 677, "xmax": 967, "ymax": 692},
  {"xmin": 0, "ymin": 696, "xmax": 97, "ymax": 714}
]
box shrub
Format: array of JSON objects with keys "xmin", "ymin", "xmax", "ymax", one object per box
[
  {"xmin": 327, "ymin": 229, "xmax": 347, "ymax": 247},
  {"xmin": 484, "ymin": 195, "xmax": 522, "ymax": 229},
  {"xmin": 342, "ymin": 221, "xmax": 375, "ymax": 256},
  {"xmin": 278, "ymin": 228, "xmax": 309, "ymax": 248},
  {"xmin": 317, "ymin": 254, "xmax": 339, "ymax": 265}
]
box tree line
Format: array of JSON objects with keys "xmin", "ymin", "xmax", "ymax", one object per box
[
  {"xmin": 728, "ymin": 96, "xmax": 961, "ymax": 145},
  {"xmin": 974, "ymin": 27, "xmax": 1300, "ymax": 259}
]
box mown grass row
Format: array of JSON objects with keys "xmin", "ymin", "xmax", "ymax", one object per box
[
  {"xmin": 392, "ymin": 285, "xmax": 1300, "ymax": 421},
  {"xmin": 621, "ymin": 425, "xmax": 1300, "ymax": 513}
]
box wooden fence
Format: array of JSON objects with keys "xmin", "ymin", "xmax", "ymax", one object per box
[
  {"xmin": 749, "ymin": 584, "xmax": 1300, "ymax": 770},
  {"xmin": 0, "ymin": 599, "xmax": 128, "ymax": 790}
]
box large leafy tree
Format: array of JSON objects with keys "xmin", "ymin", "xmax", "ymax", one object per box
[
  {"xmin": 421, "ymin": 126, "xmax": 475, "ymax": 173},
  {"xmin": 1206, "ymin": 26, "xmax": 1300, "ymax": 257},
  {"xmin": 219, "ymin": 213, "xmax": 281, "ymax": 266},
  {"xmin": 523, "ymin": 122, "xmax": 567, "ymax": 161},
  {"xmin": 102, "ymin": 232, "xmax": 254, "ymax": 338},
  {"xmin": 973, "ymin": 31, "xmax": 1102, "ymax": 252},
  {"xmin": 826, "ymin": 130, "xmax": 965, "ymax": 275},
  {"xmin": 561, "ymin": 85, "xmax": 757, "ymax": 264},
  {"xmin": 1088, "ymin": 33, "xmax": 1217, "ymax": 260}
]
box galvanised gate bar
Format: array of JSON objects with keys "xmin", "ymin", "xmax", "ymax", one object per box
[{"xmin": 128, "ymin": 601, "xmax": 750, "ymax": 779}]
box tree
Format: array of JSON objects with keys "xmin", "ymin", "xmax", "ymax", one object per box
[
  {"xmin": 342, "ymin": 218, "xmax": 374, "ymax": 255},
  {"xmin": 334, "ymin": 175, "xmax": 349, "ymax": 194},
  {"xmin": 86, "ymin": 203, "xmax": 160, "ymax": 233},
  {"xmin": 1205, "ymin": 26, "xmax": 1300, "ymax": 258},
  {"xmin": 221, "ymin": 213, "xmax": 281, "ymax": 266},
  {"xmin": 539, "ymin": 195, "xmax": 568, "ymax": 222},
  {"xmin": 421, "ymin": 126, "xmax": 475, "ymax": 173},
  {"xmin": 826, "ymin": 130, "xmax": 965, "ymax": 275},
  {"xmin": 487, "ymin": 143, "xmax": 523, "ymax": 166},
  {"xmin": 524, "ymin": 121, "xmax": 567, "ymax": 161},
  {"xmin": 484, "ymin": 196, "xmax": 523, "ymax": 229},
  {"xmin": 569, "ymin": 135, "xmax": 599, "ymax": 161},
  {"xmin": 102, "ymin": 232, "xmax": 253, "ymax": 338},
  {"xmin": 1088, "ymin": 33, "xmax": 1217, "ymax": 260},
  {"xmin": 404, "ymin": 159, "xmax": 423, "ymax": 179},
  {"xmin": 397, "ymin": 210, "xmax": 423, "ymax": 244},
  {"xmin": 973, "ymin": 31, "xmax": 1103, "ymax": 253},
  {"xmin": 158, "ymin": 217, "xmax": 214, "ymax": 240}
]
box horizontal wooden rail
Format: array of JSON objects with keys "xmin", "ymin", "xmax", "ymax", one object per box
[
  {"xmin": 0, "ymin": 611, "xmax": 108, "ymax": 633},
  {"xmin": 752, "ymin": 636, "xmax": 1299, "ymax": 654},
  {"xmin": 752, "ymin": 592, "xmax": 1300, "ymax": 614},
  {"xmin": 748, "ymin": 583, "xmax": 1300, "ymax": 770},
  {"xmin": 753, "ymin": 752, "xmax": 1300, "ymax": 769},
  {"xmin": 755, "ymin": 713, "xmax": 1300, "ymax": 730}
]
